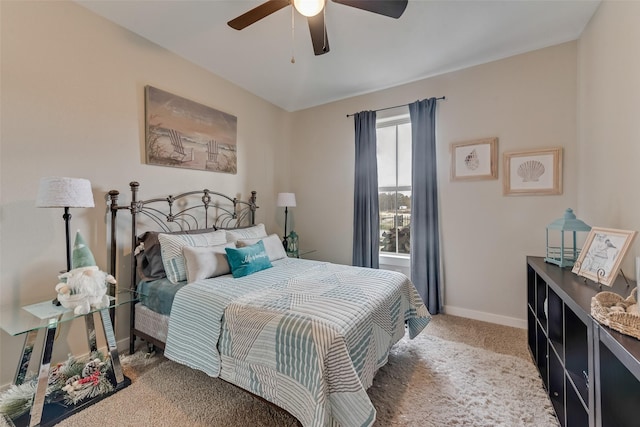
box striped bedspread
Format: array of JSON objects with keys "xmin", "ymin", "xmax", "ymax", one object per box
[{"xmin": 164, "ymin": 258, "xmax": 430, "ymax": 427}]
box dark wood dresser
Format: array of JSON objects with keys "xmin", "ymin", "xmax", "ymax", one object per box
[{"xmin": 527, "ymin": 256, "xmax": 640, "ymax": 427}]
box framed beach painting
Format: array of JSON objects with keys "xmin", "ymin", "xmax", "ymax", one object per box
[
  {"xmin": 450, "ymin": 138, "xmax": 498, "ymax": 181},
  {"xmin": 572, "ymin": 227, "xmax": 638, "ymax": 286},
  {"xmin": 144, "ymin": 86, "xmax": 238, "ymax": 174},
  {"xmin": 503, "ymin": 147, "xmax": 562, "ymax": 196}
]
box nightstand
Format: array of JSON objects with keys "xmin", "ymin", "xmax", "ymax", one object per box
[
  {"xmin": 288, "ymin": 249, "xmax": 317, "ymax": 259},
  {"xmin": 0, "ymin": 290, "xmax": 135, "ymax": 427}
]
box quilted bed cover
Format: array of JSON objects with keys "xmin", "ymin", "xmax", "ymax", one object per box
[{"xmin": 164, "ymin": 258, "xmax": 431, "ymax": 427}]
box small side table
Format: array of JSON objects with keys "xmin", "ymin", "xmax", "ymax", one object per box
[
  {"xmin": 0, "ymin": 291, "xmax": 135, "ymax": 427},
  {"xmin": 295, "ymin": 249, "xmax": 317, "ymax": 259}
]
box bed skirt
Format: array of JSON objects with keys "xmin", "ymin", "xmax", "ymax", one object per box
[{"xmin": 134, "ymin": 303, "xmax": 169, "ymax": 344}]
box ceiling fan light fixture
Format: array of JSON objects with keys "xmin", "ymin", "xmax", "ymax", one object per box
[{"xmin": 293, "ymin": 0, "xmax": 325, "ymax": 17}]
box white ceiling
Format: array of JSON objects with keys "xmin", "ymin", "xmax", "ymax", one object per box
[{"xmin": 78, "ymin": 0, "xmax": 600, "ymax": 112}]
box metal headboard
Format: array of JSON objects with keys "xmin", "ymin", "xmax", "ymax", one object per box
[
  {"xmin": 108, "ymin": 181, "xmax": 258, "ymax": 279},
  {"xmin": 107, "ymin": 181, "xmax": 258, "ymax": 352},
  {"xmin": 109, "ymin": 181, "xmax": 258, "ymax": 278}
]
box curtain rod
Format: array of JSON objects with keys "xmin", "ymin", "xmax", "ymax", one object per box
[{"xmin": 346, "ymin": 96, "xmax": 445, "ymax": 118}]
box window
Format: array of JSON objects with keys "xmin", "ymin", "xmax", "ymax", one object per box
[{"xmin": 377, "ymin": 114, "xmax": 411, "ymax": 256}]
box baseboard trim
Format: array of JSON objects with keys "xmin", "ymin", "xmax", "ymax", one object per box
[
  {"xmin": 443, "ymin": 305, "xmax": 526, "ymax": 329},
  {"xmin": 116, "ymin": 336, "xmax": 130, "ymax": 353}
]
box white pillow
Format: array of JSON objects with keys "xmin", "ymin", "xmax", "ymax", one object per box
[
  {"xmin": 237, "ymin": 234, "xmax": 287, "ymax": 261},
  {"xmin": 225, "ymin": 223, "xmax": 267, "ymax": 243},
  {"xmin": 158, "ymin": 230, "xmax": 227, "ymax": 283},
  {"xmin": 182, "ymin": 243, "xmax": 234, "ymax": 283}
]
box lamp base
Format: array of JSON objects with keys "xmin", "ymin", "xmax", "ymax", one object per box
[{"xmin": 282, "ymin": 206, "xmax": 289, "ymax": 250}]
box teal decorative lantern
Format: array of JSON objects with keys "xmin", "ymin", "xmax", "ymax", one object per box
[
  {"xmin": 286, "ymin": 231, "xmax": 299, "ymax": 258},
  {"xmin": 545, "ymin": 208, "xmax": 591, "ymax": 268}
]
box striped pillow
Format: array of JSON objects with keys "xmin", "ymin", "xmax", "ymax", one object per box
[
  {"xmin": 225, "ymin": 223, "xmax": 267, "ymax": 243},
  {"xmin": 158, "ymin": 230, "xmax": 227, "ymax": 284}
]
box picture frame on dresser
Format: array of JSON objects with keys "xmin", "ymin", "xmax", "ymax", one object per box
[
  {"xmin": 503, "ymin": 147, "xmax": 562, "ymax": 196},
  {"xmin": 572, "ymin": 227, "xmax": 637, "ymax": 287}
]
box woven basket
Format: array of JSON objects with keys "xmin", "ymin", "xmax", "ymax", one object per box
[{"xmin": 591, "ymin": 288, "xmax": 640, "ymax": 340}]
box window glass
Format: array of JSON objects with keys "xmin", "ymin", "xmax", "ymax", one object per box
[
  {"xmin": 376, "ymin": 126, "xmax": 396, "ymax": 188},
  {"xmin": 377, "ymin": 116, "xmax": 411, "ymax": 256},
  {"xmin": 397, "ymin": 123, "xmax": 412, "ymax": 188}
]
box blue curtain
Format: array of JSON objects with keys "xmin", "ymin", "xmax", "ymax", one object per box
[
  {"xmin": 409, "ymin": 99, "xmax": 441, "ymax": 313},
  {"xmin": 352, "ymin": 110, "xmax": 379, "ymax": 268}
]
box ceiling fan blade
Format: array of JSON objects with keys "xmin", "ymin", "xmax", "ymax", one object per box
[
  {"xmin": 228, "ymin": 0, "xmax": 290, "ymax": 30},
  {"xmin": 308, "ymin": 12, "xmax": 330, "ymax": 55},
  {"xmin": 331, "ymin": 0, "xmax": 408, "ymax": 19}
]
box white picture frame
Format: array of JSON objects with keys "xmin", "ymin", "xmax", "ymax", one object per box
[{"xmin": 572, "ymin": 227, "xmax": 638, "ymax": 286}]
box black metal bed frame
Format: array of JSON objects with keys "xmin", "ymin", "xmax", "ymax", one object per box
[{"xmin": 107, "ymin": 181, "xmax": 258, "ymax": 353}]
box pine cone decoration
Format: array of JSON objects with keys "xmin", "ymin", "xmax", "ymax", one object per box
[
  {"xmin": 65, "ymin": 375, "xmax": 81, "ymax": 386},
  {"xmin": 81, "ymin": 359, "xmax": 103, "ymax": 378}
]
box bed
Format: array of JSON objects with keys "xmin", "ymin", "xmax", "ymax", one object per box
[{"xmin": 108, "ymin": 182, "xmax": 431, "ymax": 427}]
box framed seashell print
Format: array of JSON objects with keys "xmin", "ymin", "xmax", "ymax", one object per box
[
  {"xmin": 503, "ymin": 147, "xmax": 562, "ymax": 196},
  {"xmin": 450, "ymin": 138, "xmax": 498, "ymax": 181}
]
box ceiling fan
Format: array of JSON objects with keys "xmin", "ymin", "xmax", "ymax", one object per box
[{"xmin": 227, "ymin": 0, "xmax": 408, "ymax": 56}]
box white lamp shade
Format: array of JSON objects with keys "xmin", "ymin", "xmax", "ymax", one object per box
[
  {"xmin": 276, "ymin": 192, "xmax": 297, "ymax": 208},
  {"xmin": 36, "ymin": 177, "xmax": 95, "ymax": 208}
]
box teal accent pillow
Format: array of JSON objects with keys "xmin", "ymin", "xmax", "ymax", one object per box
[{"xmin": 225, "ymin": 240, "xmax": 272, "ymax": 278}]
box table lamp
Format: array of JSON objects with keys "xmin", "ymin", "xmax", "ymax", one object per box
[
  {"xmin": 36, "ymin": 177, "xmax": 95, "ymax": 272},
  {"xmin": 276, "ymin": 192, "xmax": 296, "ymax": 250}
]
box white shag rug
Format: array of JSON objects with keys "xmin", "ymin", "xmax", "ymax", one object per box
[{"xmin": 369, "ymin": 333, "xmax": 558, "ymax": 426}]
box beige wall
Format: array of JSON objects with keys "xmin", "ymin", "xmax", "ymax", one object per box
[
  {"xmin": 291, "ymin": 42, "xmax": 579, "ymax": 327},
  {"xmin": 577, "ymin": 0, "xmax": 640, "ymax": 272},
  {"xmin": 0, "ymin": 1, "xmax": 289, "ymax": 385}
]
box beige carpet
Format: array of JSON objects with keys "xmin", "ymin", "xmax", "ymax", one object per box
[{"xmin": 3, "ymin": 314, "xmax": 559, "ymax": 426}]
